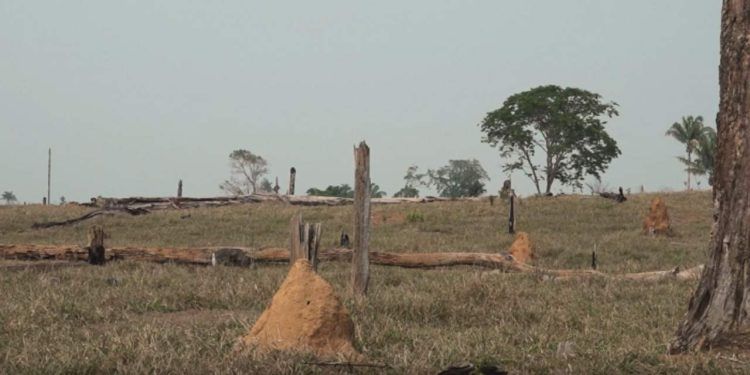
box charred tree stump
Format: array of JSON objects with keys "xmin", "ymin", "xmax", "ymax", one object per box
[
  {"xmin": 87, "ymin": 226, "xmax": 106, "ymax": 265},
  {"xmin": 288, "ymin": 167, "xmax": 296, "ymax": 195},
  {"xmin": 352, "ymin": 141, "xmax": 371, "ymax": 297},
  {"xmin": 340, "ymin": 231, "xmax": 350, "ymax": 248}
]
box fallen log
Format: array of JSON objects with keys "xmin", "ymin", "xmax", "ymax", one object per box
[
  {"xmin": 94, "ymin": 194, "xmax": 485, "ymax": 208},
  {"xmin": 0, "ymin": 243, "xmax": 704, "ymax": 281}
]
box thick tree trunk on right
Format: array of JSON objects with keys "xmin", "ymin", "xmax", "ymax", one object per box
[{"xmin": 670, "ymin": 0, "xmax": 750, "ymax": 353}]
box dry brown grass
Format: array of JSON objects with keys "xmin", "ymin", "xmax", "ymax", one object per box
[{"xmin": 1, "ymin": 191, "xmax": 741, "ymax": 373}]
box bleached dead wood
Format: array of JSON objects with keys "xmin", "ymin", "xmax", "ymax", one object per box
[{"xmin": 0, "ymin": 243, "xmax": 704, "ymax": 281}]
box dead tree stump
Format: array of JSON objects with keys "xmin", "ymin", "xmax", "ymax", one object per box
[
  {"xmin": 352, "ymin": 141, "xmax": 371, "ymax": 297},
  {"xmin": 88, "ymin": 226, "xmax": 106, "ymax": 265},
  {"xmin": 289, "ymin": 213, "xmax": 322, "ymax": 271},
  {"xmin": 288, "ymin": 167, "xmax": 296, "ymax": 195}
]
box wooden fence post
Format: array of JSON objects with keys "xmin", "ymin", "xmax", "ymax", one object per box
[
  {"xmin": 288, "ymin": 167, "xmax": 296, "ymax": 195},
  {"xmin": 177, "ymin": 180, "xmax": 183, "ymax": 198},
  {"xmin": 352, "ymin": 141, "xmax": 371, "ymax": 297},
  {"xmin": 289, "ymin": 213, "xmax": 322, "ymax": 271},
  {"xmin": 88, "ymin": 226, "xmax": 106, "ymax": 265}
]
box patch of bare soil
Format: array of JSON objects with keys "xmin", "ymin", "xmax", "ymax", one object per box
[{"xmin": 371, "ymin": 210, "xmax": 406, "ymax": 227}]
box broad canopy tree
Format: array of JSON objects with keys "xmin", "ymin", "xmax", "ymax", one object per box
[{"xmin": 479, "ymin": 85, "xmax": 620, "ymax": 195}]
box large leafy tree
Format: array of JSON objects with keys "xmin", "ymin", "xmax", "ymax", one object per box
[
  {"xmin": 427, "ymin": 159, "xmax": 489, "ymax": 198},
  {"xmin": 219, "ymin": 149, "xmax": 269, "ymax": 195},
  {"xmin": 479, "ymin": 85, "xmax": 620, "ymax": 195},
  {"xmin": 666, "ymin": 116, "xmax": 711, "ymax": 190},
  {"xmin": 2, "ymin": 191, "xmax": 17, "ymax": 205}
]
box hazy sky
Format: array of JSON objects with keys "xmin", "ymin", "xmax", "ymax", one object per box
[{"xmin": 0, "ymin": 1, "xmax": 720, "ymax": 203}]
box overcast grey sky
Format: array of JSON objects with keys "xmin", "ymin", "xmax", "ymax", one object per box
[{"xmin": 0, "ymin": 1, "xmax": 719, "ymax": 203}]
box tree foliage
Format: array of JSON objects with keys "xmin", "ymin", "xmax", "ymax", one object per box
[
  {"xmin": 479, "ymin": 85, "xmax": 620, "ymax": 195},
  {"xmin": 306, "ymin": 184, "xmax": 353, "ymax": 198},
  {"xmin": 2, "ymin": 191, "xmax": 17, "ymax": 204},
  {"xmin": 666, "ymin": 116, "xmax": 712, "ymax": 189},
  {"xmin": 307, "ymin": 183, "xmax": 386, "ymax": 198},
  {"xmin": 679, "ymin": 126, "xmax": 716, "ymax": 185},
  {"xmin": 259, "ymin": 178, "xmax": 274, "ymax": 193},
  {"xmin": 219, "ymin": 149, "xmax": 269, "ymax": 195},
  {"xmin": 427, "ymin": 159, "xmax": 489, "ymax": 198},
  {"xmin": 393, "ymin": 165, "xmax": 424, "ymax": 198}
]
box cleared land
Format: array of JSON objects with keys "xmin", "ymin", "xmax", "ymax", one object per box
[{"xmin": 1, "ymin": 191, "xmax": 740, "ymax": 373}]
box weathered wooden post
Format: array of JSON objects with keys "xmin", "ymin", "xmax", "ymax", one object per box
[
  {"xmin": 177, "ymin": 179, "xmax": 183, "ymax": 198},
  {"xmin": 352, "ymin": 141, "xmax": 370, "ymax": 297},
  {"xmin": 42, "ymin": 197, "xmax": 47, "ymax": 206},
  {"xmin": 88, "ymin": 226, "xmax": 106, "ymax": 265},
  {"xmin": 47, "ymin": 147, "xmax": 51, "ymax": 206},
  {"xmin": 289, "ymin": 213, "xmax": 322, "ymax": 271},
  {"xmin": 288, "ymin": 167, "xmax": 296, "ymax": 195},
  {"xmin": 508, "ymin": 194, "xmax": 515, "ymax": 234},
  {"xmin": 591, "ymin": 251, "xmax": 597, "ymax": 270},
  {"xmin": 273, "ymin": 177, "xmax": 280, "ymax": 194}
]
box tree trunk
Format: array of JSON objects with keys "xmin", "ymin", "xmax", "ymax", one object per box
[
  {"xmin": 352, "ymin": 142, "xmax": 371, "ymax": 297},
  {"xmin": 670, "ymin": 0, "xmax": 750, "ymax": 353},
  {"xmin": 687, "ymin": 151, "xmax": 693, "ymax": 191}
]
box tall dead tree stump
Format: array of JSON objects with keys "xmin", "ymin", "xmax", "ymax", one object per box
[
  {"xmin": 288, "ymin": 167, "xmax": 296, "ymax": 195},
  {"xmin": 352, "ymin": 141, "xmax": 371, "ymax": 297}
]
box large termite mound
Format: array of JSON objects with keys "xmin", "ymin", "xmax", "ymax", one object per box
[
  {"xmin": 643, "ymin": 197, "xmax": 672, "ymax": 236},
  {"xmin": 236, "ymin": 259, "xmax": 360, "ymax": 359},
  {"xmin": 508, "ymin": 231, "xmax": 534, "ymax": 263}
]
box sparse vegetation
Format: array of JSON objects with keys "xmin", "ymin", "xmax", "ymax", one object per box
[
  {"xmin": 0, "ymin": 191, "xmax": 724, "ymax": 373},
  {"xmin": 219, "ymin": 149, "xmax": 269, "ymax": 195},
  {"xmin": 405, "ymin": 210, "xmax": 425, "ymax": 223},
  {"xmin": 393, "ymin": 165, "xmax": 424, "ymax": 198}
]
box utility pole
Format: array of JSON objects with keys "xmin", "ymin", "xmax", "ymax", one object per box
[{"xmin": 47, "ymin": 148, "xmax": 51, "ymax": 205}]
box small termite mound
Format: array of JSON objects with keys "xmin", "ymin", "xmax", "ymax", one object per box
[
  {"xmin": 643, "ymin": 197, "xmax": 673, "ymax": 236},
  {"xmin": 508, "ymin": 231, "xmax": 534, "ymax": 263}
]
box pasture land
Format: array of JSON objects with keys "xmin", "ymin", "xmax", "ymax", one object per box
[{"xmin": 2, "ymin": 191, "xmax": 739, "ymax": 373}]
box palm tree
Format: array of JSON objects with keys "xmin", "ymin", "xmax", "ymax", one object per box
[
  {"xmin": 666, "ymin": 115, "xmax": 710, "ymax": 190},
  {"xmin": 370, "ymin": 183, "xmax": 387, "ymax": 198},
  {"xmin": 681, "ymin": 127, "xmax": 717, "ymax": 186},
  {"xmin": 2, "ymin": 191, "xmax": 17, "ymax": 205}
]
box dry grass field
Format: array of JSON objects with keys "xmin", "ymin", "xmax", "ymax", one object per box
[{"xmin": 1, "ymin": 190, "xmax": 742, "ymax": 373}]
